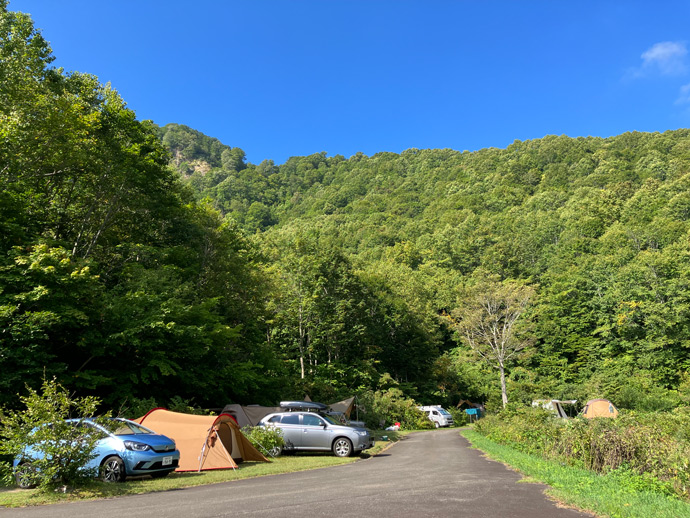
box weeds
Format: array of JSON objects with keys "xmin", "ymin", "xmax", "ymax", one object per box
[{"xmin": 474, "ymin": 406, "xmax": 690, "ymax": 499}]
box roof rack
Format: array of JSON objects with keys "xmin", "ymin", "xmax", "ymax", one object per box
[{"xmin": 279, "ymin": 400, "xmax": 329, "ymax": 412}]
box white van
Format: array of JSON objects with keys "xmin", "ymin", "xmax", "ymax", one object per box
[{"xmin": 418, "ymin": 406, "xmax": 454, "ymax": 428}]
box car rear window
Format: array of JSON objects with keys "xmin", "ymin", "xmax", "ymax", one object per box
[{"xmin": 281, "ymin": 414, "xmax": 300, "ymax": 425}]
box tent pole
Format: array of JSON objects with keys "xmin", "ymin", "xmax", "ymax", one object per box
[{"xmin": 198, "ymin": 427, "xmax": 215, "ymax": 472}]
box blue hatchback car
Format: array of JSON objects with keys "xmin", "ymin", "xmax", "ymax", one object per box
[{"xmin": 14, "ymin": 418, "xmax": 180, "ymax": 487}]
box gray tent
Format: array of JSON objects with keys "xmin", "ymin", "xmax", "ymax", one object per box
[
  {"xmin": 221, "ymin": 404, "xmax": 281, "ymax": 427},
  {"xmin": 222, "ymin": 398, "xmax": 359, "ymax": 427}
]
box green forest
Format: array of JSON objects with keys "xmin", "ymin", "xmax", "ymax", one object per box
[{"xmin": 3, "ymin": 2, "xmax": 690, "ymax": 414}]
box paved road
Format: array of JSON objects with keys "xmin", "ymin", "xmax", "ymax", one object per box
[{"xmin": 1, "ymin": 429, "xmax": 591, "ymax": 517}]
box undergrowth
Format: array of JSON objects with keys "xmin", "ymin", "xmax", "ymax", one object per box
[
  {"xmin": 463, "ymin": 429, "xmax": 690, "ymax": 518},
  {"xmin": 473, "ymin": 406, "xmax": 690, "ymax": 499}
]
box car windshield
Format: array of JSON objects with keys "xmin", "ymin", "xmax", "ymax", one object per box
[
  {"xmin": 439, "ymin": 409, "xmax": 451, "ymax": 416},
  {"xmin": 102, "ymin": 419, "xmax": 153, "ymax": 436},
  {"xmin": 320, "ymin": 414, "xmax": 343, "ymax": 425}
]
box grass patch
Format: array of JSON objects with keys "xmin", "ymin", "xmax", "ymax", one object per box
[
  {"xmin": 0, "ymin": 431, "xmax": 424, "ymax": 508},
  {"xmin": 0, "ymin": 454, "xmax": 358, "ymax": 508},
  {"xmin": 462, "ymin": 429, "xmax": 690, "ymax": 518}
]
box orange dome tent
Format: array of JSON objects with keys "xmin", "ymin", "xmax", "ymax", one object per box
[
  {"xmin": 581, "ymin": 399, "xmax": 619, "ymax": 419},
  {"xmin": 138, "ymin": 408, "xmax": 268, "ymax": 471}
]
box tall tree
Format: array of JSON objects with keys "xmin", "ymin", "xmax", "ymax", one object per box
[{"xmin": 448, "ymin": 277, "xmax": 536, "ymax": 407}]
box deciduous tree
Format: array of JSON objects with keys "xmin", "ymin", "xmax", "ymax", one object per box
[{"xmin": 449, "ymin": 277, "xmax": 536, "ymax": 407}]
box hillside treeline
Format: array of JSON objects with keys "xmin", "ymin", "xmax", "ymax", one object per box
[
  {"xmin": 163, "ymin": 121, "xmax": 690, "ymax": 411},
  {"xmin": 3, "ymin": 2, "xmax": 690, "ymax": 412},
  {"xmin": 0, "ymin": 4, "xmax": 278, "ymax": 409}
]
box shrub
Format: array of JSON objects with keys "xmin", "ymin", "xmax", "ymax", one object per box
[
  {"xmin": 446, "ymin": 406, "xmax": 469, "ymax": 427},
  {"xmin": 357, "ymin": 388, "xmax": 432, "ymax": 430},
  {"xmin": 120, "ymin": 397, "xmax": 158, "ymax": 420},
  {"xmin": 474, "ymin": 405, "xmax": 690, "ymax": 499},
  {"xmin": 241, "ymin": 425, "xmax": 284, "ymax": 457},
  {"xmin": 0, "ymin": 378, "xmax": 107, "ymax": 491}
]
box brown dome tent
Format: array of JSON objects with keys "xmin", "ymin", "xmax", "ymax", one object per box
[
  {"xmin": 137, "ymin": 408, "xmax": 268, "ymax": 471},
  {"xmin": 581, "ymin": 399, "xmax": 619, "ymax": 419}
]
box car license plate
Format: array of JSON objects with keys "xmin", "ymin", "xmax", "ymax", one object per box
[{"xmin": 162, "ymin": 456, "xmax": 173, "ymax": 466}]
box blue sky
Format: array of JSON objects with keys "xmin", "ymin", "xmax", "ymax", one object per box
[{"xmin": 12, "ymin": 1, "xmax": 690, "ymax": 165}]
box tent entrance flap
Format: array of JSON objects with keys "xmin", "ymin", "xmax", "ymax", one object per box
[{"xmin": 199, "ymin": 424, "xmax": 237, "ymax": 471}]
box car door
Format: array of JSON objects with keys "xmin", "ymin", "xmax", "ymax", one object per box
[
  {"xmin": 300, "ymin": 413, "xmax": 332, "ymax": 450},
  {"xmin": 73, "ymin": 420, "xmax": 110, "ymax": 471},
  {"xmin": 278, "ymin": 413, "xmax": 302, "ymax": 449}
]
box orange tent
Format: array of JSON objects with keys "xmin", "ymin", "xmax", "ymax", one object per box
[
  {"xmin": 581, "ymin": 399, "xmax": 619, "ymax": 419},
  {"xmin": 138, "ymin": 408, "xmax": 268, "ymax": 471}
]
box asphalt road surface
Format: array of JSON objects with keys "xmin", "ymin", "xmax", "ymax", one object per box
[{"xmin": 1, "ymin": 429, "xmax": 592, "ymax": 517}]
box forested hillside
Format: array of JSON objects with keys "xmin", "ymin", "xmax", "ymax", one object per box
[
  {"xmin": 0, "ymin": 4, "xmax": 279, "ymax": 409},
  {"xmin": 162, "ymin": 122, "xmax": 690, "ymax": 411},
  {"xmin": 3, "ymin": 1, "xmax": 690, "ymax": 414}
]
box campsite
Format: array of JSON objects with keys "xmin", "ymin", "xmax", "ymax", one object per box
[{"xmin": 5, "ymin": 2, "xmax": 690, "ymax": 516}]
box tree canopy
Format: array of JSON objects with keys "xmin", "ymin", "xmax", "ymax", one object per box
[{"xmin": 4, "ymin": 2, "xmax": 690, "ymax": 413}]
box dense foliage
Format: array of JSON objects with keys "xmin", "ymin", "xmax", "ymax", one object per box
[
  {"xmin": 0, "ymin": 3, "xmax": 279, "ymax": 410},
  {"xmin": 164, "ymin": 119, "xmax": 690, "ymax": 410},
  {"xmin": 474, "ymin": 407, "xmax": 690, "ymax": 498},
  {"xmin": 3, "ymin": 2, "xmax": 690, "ymax": 418},
  {"xmin": 0, "ymin": 379, "xmax": 105, "ymax": 490}
]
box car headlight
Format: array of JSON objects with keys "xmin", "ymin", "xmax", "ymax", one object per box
[
  {"xmin": 124, "ymin": 440, "xmax": 151, "ymax": 451},
  {"xmin": 355, "ymin": 431, "xmax": 368, "ymax": 436}
]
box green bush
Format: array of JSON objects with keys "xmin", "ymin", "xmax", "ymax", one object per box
[
  {"xmin": 241, "ymin": 425, "xmax": 284, "ymax": 457},
  {"xmin": 446, "ymin": 406, "xmax": 469, "ymax": 427},
  {"xmin": 474, "ymin": 405, "xmax": 690, "ymax": 499},
  {"xmin": 120, "ymin": 397, "xmax": 159, "ymax": 420},
  {"xmin": 356, "ymin": 388, "xmax": 432, "ymax": 430},
  {"xmin": 0, "ymin": 379, "xmax": 107, "ymax": 491}
]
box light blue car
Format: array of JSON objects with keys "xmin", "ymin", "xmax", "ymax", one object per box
[{"xmin": 13, "ymin": 418, "xmax": 180, "ymax": 487}]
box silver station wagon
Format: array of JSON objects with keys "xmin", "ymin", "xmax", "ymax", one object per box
[{"xmin": 258, "ymin": 411, "xmax": 373, "ymax": 457}]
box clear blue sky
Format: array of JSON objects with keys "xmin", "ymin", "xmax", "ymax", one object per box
[{"xmin": 12, "ymin": 1, "xmax": 690, "ymax": 165}]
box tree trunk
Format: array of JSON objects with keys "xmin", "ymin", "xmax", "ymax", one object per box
[
  {"xmin": 499, "ymin": 363, "xmax": 508, "ymax": 408},
  {"xmin": 298, "ymin": 300, "xmax": 306, "ymax": 379}
]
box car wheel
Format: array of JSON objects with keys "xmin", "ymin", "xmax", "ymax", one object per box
[
  {"xmin": 332, "ymin": 437, "xmax": 353, "ymax": 457},
  {"xmin": 101, "ymin": 456, "xmax": 126, "ymax": 483},
  {"xmin": 268, "ymin": 445, "xmax": 282, "ymax": 457},
  {"xmin": 14, "ymin": 462, "xmax": 37, "ymax": 489},
  {"xmin": 434, "ymin": 421, "xmax": 440, "ymax": 428}
]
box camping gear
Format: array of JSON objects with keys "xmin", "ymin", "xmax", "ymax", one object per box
[
  {"xmin": 221, "ymin": 404, "xmax": 281, "ymax": 427},
  {"xmin": 329, "ymin": 397, "xmax": 355, "ymax": 418},
  {"xmin": 532, "ymin": 399, "xmax": 577, "ymax": 418},
  {"xmin": 581, "ymin": 399, "xmax": 619, "ymax": 419},
  {"xmin": 465, "ymin": 408, "xmax": 480, "ymax": 422},
  {"xmin": 137, "ymin": 409, "xmax": 268, "ymax": 471},
  {"xmin": 456, "ymin": 400, "xmax": 485, "ymax": 415},
  {"xmin": 328, "ymin": 397, "xmax": 365, "ymax": 426},
  {"xmin": 280, "ymin": 400, "xmax": 329, "ymax": 412}
]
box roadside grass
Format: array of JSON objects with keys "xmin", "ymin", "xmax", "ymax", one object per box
[
  {"xmin": 462, "ymin": 429, "xmax": 690, "ymax": 518},
  {"xmin": 0, "ymin": 433, "xmax": 410, "ymax": 508}
]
